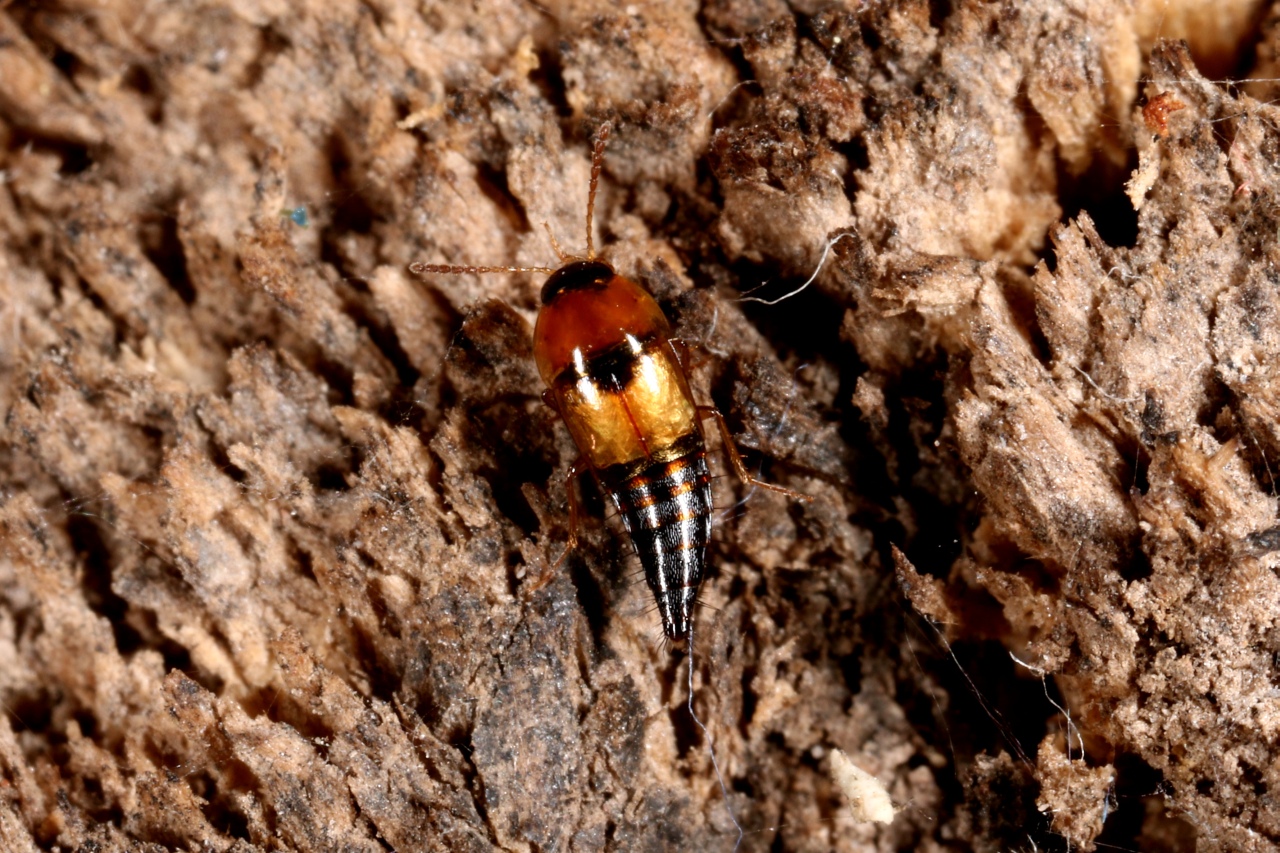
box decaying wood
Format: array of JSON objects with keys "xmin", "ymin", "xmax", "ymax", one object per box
[{"xmin": 2, "ymin": 1, "xmax": 1278, "ymax": 850}]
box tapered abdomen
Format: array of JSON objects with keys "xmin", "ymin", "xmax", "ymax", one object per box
[{"xmin": 603, "ymin": 448, "xmax": 714, "ymax": 643}]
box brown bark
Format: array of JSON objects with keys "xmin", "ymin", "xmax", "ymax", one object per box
[{"xmin": 1, "ymin": 1, "xmax": 1278, "ymax": 850}]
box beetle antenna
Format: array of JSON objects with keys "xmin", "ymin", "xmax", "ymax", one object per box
[
  {"xmin": 585, "ymin": 123, "xmax": 612, "ymax": 261},
  {"xmin": 411, "ymin": 262, "xmax": 557, "ymax": 276},
  {"xmin": 542, "ymin": 222, "xmax": 570, "ymax": 262}
]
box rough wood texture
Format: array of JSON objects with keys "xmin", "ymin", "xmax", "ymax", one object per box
[{"xmin": 2, "ymin": 1, "xmax": 1278, "ymax": 851}]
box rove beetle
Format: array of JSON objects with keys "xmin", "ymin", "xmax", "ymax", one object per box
[{"xmin": 412, "ymin": 125, "xmax": 810, "ymax": 646}]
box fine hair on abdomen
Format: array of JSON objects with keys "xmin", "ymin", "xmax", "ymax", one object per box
[{"xmin": 605, "ymin": 450, "xmax": 714, "ymax": 642}]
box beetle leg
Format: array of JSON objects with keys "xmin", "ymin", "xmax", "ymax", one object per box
[
  {"xmin": 529, "ymin": 456, "xmax": 589, "ymax": 591},
  {"xmin": 697, "ymin": 406, "xmax": 813, "ymax": 502},
  {"xmin": 552, "ymin": 457, "xmax": 585, "ymax": 567},
  {"xmin": 669, "ymin": 337, "xmax": 713, "ymax": 374},
  {"xmin": 541, "ymin": 388, "xmax": 561, "ymax": 414}
]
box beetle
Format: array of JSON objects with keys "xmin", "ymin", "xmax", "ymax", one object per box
[{"xmin": 412, "ymin": 125, "xmax": 809, "ymax": 645}]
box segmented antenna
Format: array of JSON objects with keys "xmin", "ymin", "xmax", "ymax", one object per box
[
  {"xmin": 409, "ymin": 262, "xmax": 556, "ymax": 276},
  {"xmin": 585, "ymin": 123, "xmax": 612, "ymax": 261},
  {"xmin": 542, "ymin": 222, "xmax": 569, "ymax": 263}
]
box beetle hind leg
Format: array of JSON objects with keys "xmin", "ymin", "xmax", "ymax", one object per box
[
  {"xmin": 697, "ymin": 406, "xmax": 813, "ymax": 502},
  {"xmin": 527, "ymin": 456, "xmax": 588, "ymax": 593}
]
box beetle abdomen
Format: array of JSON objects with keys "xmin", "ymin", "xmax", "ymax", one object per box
[{"xmin": 604, "ymin": 448, "xmax": 714, "ymax": 643}]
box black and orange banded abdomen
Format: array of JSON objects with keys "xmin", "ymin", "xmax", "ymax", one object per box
[{"xmin": 603, "ymin": 449, "xmax": 714, "ymax": 642}]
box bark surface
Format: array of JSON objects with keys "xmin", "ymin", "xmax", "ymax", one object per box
[{"xmin": 2, "ymin": 1, "xmax": 1279, "ymax": 851}]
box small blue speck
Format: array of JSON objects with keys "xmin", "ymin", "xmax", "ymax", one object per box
[{"xmin": 282, "ymin": 206, "xmax": 309, "ymax": 228}]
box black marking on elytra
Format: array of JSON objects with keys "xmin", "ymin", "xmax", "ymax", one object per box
[
  {"xmin": 554, "ymin": 333, "xmax": 665, "ymax": 392},
  {"xmin": 540, "ymin": 259, "xmax": 615, "ymax": 305},
  {"xmin": 582, "ymin": 338, "xmax": 642, "ymax": 391}
]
